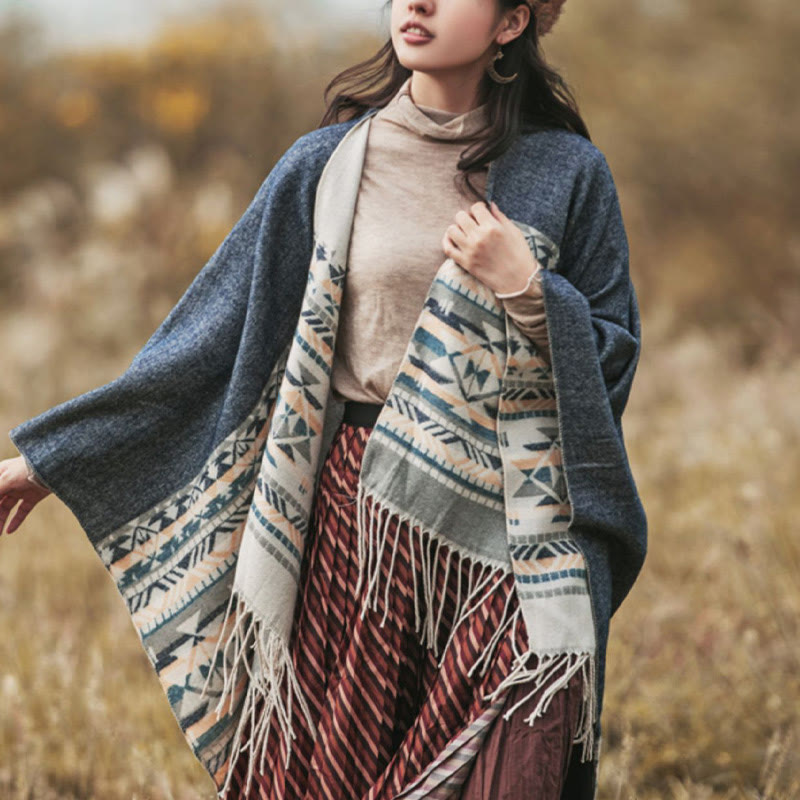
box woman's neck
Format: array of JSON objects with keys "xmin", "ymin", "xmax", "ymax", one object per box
[{"xmin": 409, "ymin": 70, "xmax": 480, "ymax": 114}]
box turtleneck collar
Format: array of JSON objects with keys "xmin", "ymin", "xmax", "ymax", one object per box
[{"xmin": 376, "ymin": 76, "xmax": 490, "ymax": 141}]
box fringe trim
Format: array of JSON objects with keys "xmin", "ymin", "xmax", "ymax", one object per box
[
  {"xmin": 354, "ymin": 480, "xmax": 598, "ymax": 764},
  {"xmin": 355, "ymin": 480, "xmax": 511, "ymax": 661},
  {"xmin": 198, "ymin": 589, "xmax": 315, "ymax": 800},
  {"xmin": 481, "ymin": 621, "xmax": 598, "ymax": 763}
]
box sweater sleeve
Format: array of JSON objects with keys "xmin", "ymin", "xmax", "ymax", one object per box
[
  {"xmin": 549, "ymin": 151, "xmax": 640, "ymax": 434},
  {"xmin": 536, "ymin": 148, "xmax": 646, "ymax": 619},
  {"xmin": 498, "ymin": 279, "xmax": 551, "ymax": 364}
]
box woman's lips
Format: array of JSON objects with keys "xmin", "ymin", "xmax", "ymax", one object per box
[{"xmin": 402, "ymin": 30, "xmax": 434, "ymax": 43}]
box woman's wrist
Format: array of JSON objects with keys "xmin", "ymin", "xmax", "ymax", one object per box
[
  {"xmin": 27, "ymin": 473, "xmax": 48, "ymax": 490},
  {"xmin": 19, "ymin": 454, "xmax": 50, "ymax": 491},
  {"xmin": 494, "ymin": 260, "xmax": 543, "ymax": 299}
]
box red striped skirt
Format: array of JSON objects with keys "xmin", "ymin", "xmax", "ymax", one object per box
[{"xmin": 229, "ymin": 419, "xmax": 584, "ymax": 799}]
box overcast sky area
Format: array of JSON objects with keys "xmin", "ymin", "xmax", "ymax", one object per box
[{"xmin": 0, "ymin": 0, "xmax": 384, "ymax": 52}]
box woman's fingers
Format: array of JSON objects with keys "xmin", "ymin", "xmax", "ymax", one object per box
[
  {"xmin": 444, "ymin": 201, "xmax": 518, "ymax": 282},
  {"xmin": 445, "ymin": 223, "xmax": 467, "ymax": 249},
  {"xmin": 489, "ymin": 200, "xmax": 508, "ymax": 222},
  {"xmin": 3, "ymin": 496, "xmax": 34, "ymax": 535},
  {"xmin": 470, "ymin": 200, "xmax": 498, "ymax": 227},
  {"xmin": 453, "ymin": 209, "xmax": 476, "ymax": 232},
  {"xmin": 0, "ymin": 493, "xmax": 18, "ymax": 535},
  {"xmin": 442, "ymin": 223, "xmax": 467, "ymax": 269},
  {"xmin": 0, "ymin": 490, "xmax": 45, "ymax": 536}
]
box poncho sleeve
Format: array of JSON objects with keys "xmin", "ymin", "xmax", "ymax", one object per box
[
  {"xmin": 542, "ymin": 149, "xmax": 641, "ymax": 457},
  {"xmin": 7, "ymin": 135, "xmax": 320, "ymax": 546},
  {"xmin": 538, "ymin": 148, "xmax": 647, "ymax": 618}
]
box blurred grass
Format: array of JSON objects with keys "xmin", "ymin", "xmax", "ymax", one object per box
[{"xmin": 1, "ymin": 0, "xmax": 798, "ymax": 797}]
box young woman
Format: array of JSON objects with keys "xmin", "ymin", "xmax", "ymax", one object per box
[{"xmin": 1, "ymin": 1, "xmax": 647, "ymax": 799}]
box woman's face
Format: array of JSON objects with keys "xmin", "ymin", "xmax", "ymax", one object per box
[{"xmin": 391, "ymin": 0, "xmax": 508, "ymax": 75}]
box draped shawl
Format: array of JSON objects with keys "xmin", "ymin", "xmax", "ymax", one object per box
[{"xmin": 9, "ymin": 107, "xmax": 647, "ymax": 800}]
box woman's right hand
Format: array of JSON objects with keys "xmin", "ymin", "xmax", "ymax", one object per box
[{"xmin": 0, "ymin": 456, "xmax": 52, "ymax": 536}]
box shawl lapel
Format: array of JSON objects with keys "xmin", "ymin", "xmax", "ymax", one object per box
[{"xmin": 202, "ymin": 110, "xmax": 598, "ymax": 798}]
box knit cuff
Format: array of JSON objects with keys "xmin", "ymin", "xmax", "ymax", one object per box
[{"xmin": 20, "ymin": 451, "xmax": 50, "ymax": 491}]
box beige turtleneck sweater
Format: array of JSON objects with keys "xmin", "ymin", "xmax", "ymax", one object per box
[{"xmin": 330, "ymin": 77, "xmax": 550, "ymax": 405}]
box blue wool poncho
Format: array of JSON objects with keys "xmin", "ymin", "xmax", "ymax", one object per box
[{"xmin": 9, "ymin": 106, "xmax": 647, "ymax": 800}]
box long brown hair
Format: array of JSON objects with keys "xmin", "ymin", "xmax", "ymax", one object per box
[{"xmin": 317, "ymin": 0, "xmax": 590, "ymax": 202}]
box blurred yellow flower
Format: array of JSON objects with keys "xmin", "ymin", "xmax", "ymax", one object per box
[
  {"xmin": 142, "ymin": 86, "xmax": 210, "ymax": 135},
  {"xmin": 54, "ymin": 89, "xmax": 98, "ymax": 128}
]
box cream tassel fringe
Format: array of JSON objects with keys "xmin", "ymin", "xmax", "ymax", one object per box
[
  {"xmin": 481, "ymin": 630, "xmax": 598, "ymax": 762},
  {"xmin": 198, "ymin": 590, "xmax": 315, "ymax": 800},
  {"xmin": 355, "ymin": 480, "xmax": 510, "ymax": 659},
  {"xmin": 355, "ymin": 480, "xmax": 598, "ymax": 764}
]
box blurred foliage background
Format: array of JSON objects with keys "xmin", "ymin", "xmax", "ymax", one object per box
[{"xmin": 1, "ymin": 0, "xmax": 798, "ymax": 797}]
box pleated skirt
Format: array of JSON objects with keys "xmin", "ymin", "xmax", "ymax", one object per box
[{"xmin": 227, "ymin": 417, "xmax": 584, "ymax": 799}]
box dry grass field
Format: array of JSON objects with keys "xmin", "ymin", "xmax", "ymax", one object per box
[{"xmin": 1, "ymin": 1, "xmax": 798, "ymax": 797}]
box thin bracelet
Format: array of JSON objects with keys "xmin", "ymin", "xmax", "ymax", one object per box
[{"xmin": 495, "ymin": 262, "xmax": 542, "ymax": 299}]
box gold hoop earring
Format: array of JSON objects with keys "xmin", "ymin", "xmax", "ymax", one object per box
[{"xmin": 486, "ymin": 46, "xmax": 518, "ymax": 84}]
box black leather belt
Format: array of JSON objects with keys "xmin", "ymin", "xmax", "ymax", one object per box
[{"xmin": 343, "ymin": 400, "xmax": 384, "ymax": 427}]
